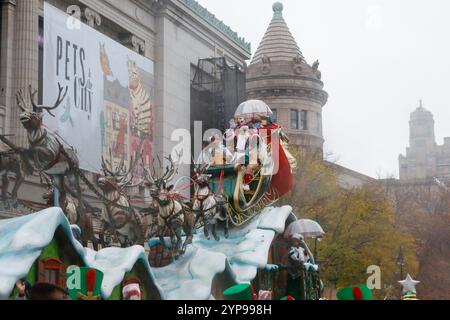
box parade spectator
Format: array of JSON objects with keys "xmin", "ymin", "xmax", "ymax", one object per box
[
  {"xmin": 122, "ymin": 283, "xmax": 142, "ymax": 300},
  {"xmin": 28, "ymin": 283, "xmax": 70, "ymax": 300},
  {"xmin": 276, "ymin": 233, "xmax": 310, "ymax": 300},
  {"xmin": 15, "ymin": 279, "xmax": 31, "ymax": 300}
]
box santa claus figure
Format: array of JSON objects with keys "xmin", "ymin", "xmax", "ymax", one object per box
[{"xmin": 122, "ymin": 283, "xmax": 142, "ymax": 300}]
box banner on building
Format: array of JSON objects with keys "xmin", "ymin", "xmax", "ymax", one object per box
[{"xmin": 43, "ymin": 2, "xmax": 154, "ymax": 173}]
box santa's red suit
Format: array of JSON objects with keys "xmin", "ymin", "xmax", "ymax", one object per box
[{"xmin": 258, "ymin": 123, "xmax": 294, "ymax": 197}]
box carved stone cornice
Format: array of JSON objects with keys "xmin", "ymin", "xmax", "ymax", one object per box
[
  {"xmin": 0, "ymin": 0, "xmax": 17, "ymax": 6},
  {"xmin": 247, "ymin": 87, "xmax": 329, "ymax": 106},
  {"xmin": 177, "ymin": 0, "xmax": 251, "ymax": 53},
  {"xmin": 247, "ymin": 74, "xmax": 325, "ymax": 87},
  {"xmin": 149, "ymin": 0, "xmax": 169, "ymax": 11},
  {"xmin": 84, "ymin": 7, "xmax": 102, "ymax": 28},
  {"xmin": 122, "ymin": 34, "xmax": 146, "ymax": 54}
]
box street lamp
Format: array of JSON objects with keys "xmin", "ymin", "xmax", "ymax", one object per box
[
  {"xmin": 396, "ymin": 246, "xmax": 405, "ymax": 280},
  {"xmin": 313, "ymin": 214, "xmax": 320, "ymax": 261},
  {"xmin": 396, "ymin": 246, "xmax": 405, "ymax": 297}
]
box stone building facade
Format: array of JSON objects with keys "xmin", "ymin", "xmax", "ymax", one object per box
[
  {"xmin": 399, "ymin": 101, "xmax": 450, "ymax": 181},
  {"xmin": 326, "ymin": 161, "xmax": 375, "ymax": 190},
  {"xmin": 0, "ymin": 0, "xmax": 251, "ymax": 217},
  {"xmin": 246, "ymin": 2, "xmax": 328, "ymax": 155}
]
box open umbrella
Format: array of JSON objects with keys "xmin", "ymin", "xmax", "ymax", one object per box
[
  {"xmin": 234, "ymin": 100, "xmax": 272, "ymax": 118},
  {"xmin": 284, "ymin": 219, "xmax": 325, "ymax": 239}
]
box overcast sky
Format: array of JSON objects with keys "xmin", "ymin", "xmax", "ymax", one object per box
[{"xmin": 199, "ymin": 0, "xmax": 450, "ymax": 178}]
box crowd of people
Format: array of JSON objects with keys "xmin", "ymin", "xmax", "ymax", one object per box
[{"xmin": 13, "ymin": 279, "xmax": 142, "ymax": 300}]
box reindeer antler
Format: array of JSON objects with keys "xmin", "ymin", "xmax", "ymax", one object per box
[
  {"xmin": 101, "ymin": 156, "xmax": 115, "ymax": 176},
  {"xmin": 160, "ymin": 155, "xmax": 177, "ymax": 182},
  {"xmin": 142, "ymin": 151, "xmax": 182, "ymax": 186},
  {"xmin": 101, "ymin": 139, "xmax": 146, "ymax": 189},
  {"xmin": 142, "ymin": 158, "xmax": 155, "ymax": 185},
  {"xmin": 29, "ymin": 83, "xmax": 68, "ymax": 117},
  {"xmin": 193, "ymin": 154, "xmax": 209, "ymax": 175}
]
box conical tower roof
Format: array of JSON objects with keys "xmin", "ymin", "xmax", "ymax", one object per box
[{"xmin": 251, "ymin": 2, "xmax": 303, "ymax": 65}]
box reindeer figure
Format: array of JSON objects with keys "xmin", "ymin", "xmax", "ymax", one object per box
[
  {"xmin": 143, "ymin": 155, "xmax": 195, "ymax": 258},
  {"xmin": 42, "ymin": 186, "xmax": 100, "ymax": 250},
  {"xmin": 98, "ymin": 153, "xmax": 147, "ymax": 248},
  {"xmin": 9, "ymin": 84, "xmax": 85, "ymax": 213},
  {"xmin": 0, "ymin": 152, "xmax": 33, "ymax": 209},
  {"xmin": 192, "ymin": 163, "xmax": 229, "ymax": 241}
]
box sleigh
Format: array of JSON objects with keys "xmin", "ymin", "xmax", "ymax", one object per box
[{"xmin": 206, "ymin": 163, "xmax": 279, "ymax": 227}]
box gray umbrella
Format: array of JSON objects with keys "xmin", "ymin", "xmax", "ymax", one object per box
[{"xmin": 284, "ymin": 219, "xmax": 325, "ymax": 239}]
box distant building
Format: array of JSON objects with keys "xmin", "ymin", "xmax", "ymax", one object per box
[
  {"xmin": 399, "ymin": 101, "xmax": 450, "ymax": 181},
  {"xmin": 326, "ymin": 162, "xmax": 376, "ymax": 190},
  {"xmin": 246, "ymin": 2, "xmax": 328, "ymax": 155}
]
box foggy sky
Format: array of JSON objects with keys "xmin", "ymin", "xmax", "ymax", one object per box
[{"xmin": 199, "ymin": 0, "xmax": 450, "ymax": 178}]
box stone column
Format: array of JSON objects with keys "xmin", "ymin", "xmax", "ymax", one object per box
[
  {"xmin": 13, "ymin": 0, "xmax": 39, "ymax": 147},
  {"xmin": 0, "ymin": 0, "xmax": 17, "ymax": 136}
]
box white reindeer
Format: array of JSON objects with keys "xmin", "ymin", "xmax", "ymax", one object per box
[{"xmin": 192, "ymin": 163, "xmax": 229, "ymax": 241}]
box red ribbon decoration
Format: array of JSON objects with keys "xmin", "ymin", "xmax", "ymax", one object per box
[
  {"xmin": 86, "ymin": 269, "xmax": 97, "ymax": 293},
  {"xmin": 353, "ymin": 286, "xmax": 363, "ymax": 300}
]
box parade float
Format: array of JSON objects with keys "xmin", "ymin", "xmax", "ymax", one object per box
[
  {"xmin": 0, "ymin": 85, "xmax": 324, "ymax": 300},
  {"xmin": 399, "ymin": 274, "xmax": 420, "ymax": 300}
]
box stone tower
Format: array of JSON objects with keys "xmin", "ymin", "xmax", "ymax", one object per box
[
  {"xmin": 399, "ymin": 101, "xmax": 442, "ymax": 180},
  {"xmin": 246, "ymin": 2, "xmax": 328, "ymax": 155},
  {"xmin": 409, "ymin": 101, "xmax": 436, "ymax": 153}
]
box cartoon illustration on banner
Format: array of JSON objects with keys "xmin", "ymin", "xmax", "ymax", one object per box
[{"xmin": 43, "ymin": 3, "xmax": 154, "ymax": 174}]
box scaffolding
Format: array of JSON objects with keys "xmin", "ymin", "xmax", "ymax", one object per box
[{"xmin": 191, "ymin": 57, "xmax": 246, "ymax": 133}]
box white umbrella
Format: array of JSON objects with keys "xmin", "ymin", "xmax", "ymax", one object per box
[
  {"xmin": 285, "ymin": 219, "xmax": 325, "ymax": 239},
  {"xmin": 234, "ymin": 100, "xmax": 272, "ymax": 118}
]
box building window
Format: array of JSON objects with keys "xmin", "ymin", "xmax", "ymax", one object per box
[
  {"xmin": 44, "ymin": 269, "xmax": 58, "ymax": 284},
  {"xmin": 112, "ymin": 112, "xmax": 120, "ymax": 130},
  {"xmin": 271, "ymin": 109, "xmax": 277, "ymax": 123},
  {"xmin": 290, "ymin": 109, "xmax": 298, "ymax": 129},
  {"xmin": 300, "ymin": 110, "xmax": 308, "ymax": 130},
  {"xmin": 317, "ymin": 112, "xmax": 322, "ymax": 133},
  {"xmin": 38, "ymin": 258, "xmax": 67, "ymax": 288}
]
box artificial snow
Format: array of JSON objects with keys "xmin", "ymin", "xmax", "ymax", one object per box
[
  {"xmin": 0, "ymin": 208, "xmax": 163, "ymax": 300},
  {"xmin": 257, "ymin": 205, "xmax": 293, "ymax": 234},
  {"xmin": 194, "ymin": 206, "xmax": 292, "ymax": 284},
  {"xmin": 84, "ymin": 246, "xmax": 163, "ymax": 299},
  {"xmin": 143, "ymin": 206, "xmax": 293, "ymax": 299},
  {"xmin": 0, "ymin": 207, "xmax": 86, "ymax": 300},
  {"xmin": 152, "ymin": 246, "xmax": 226, "ymax": 300},
  {"xmin": 0, "ymin": 205, "xmax": 294, "ymax": 300}
]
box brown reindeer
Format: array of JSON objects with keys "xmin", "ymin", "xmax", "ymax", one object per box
[
  {"xmin": 8, "ymin": 84, "xmax": 85, "ymax": 214},
  {"xmin": 142, "ymin": 155, "xmax": 195, "ymax": 259},
  {"xmin": 98, "ymin": 153, "xmax": 147, "ymax": 248},
  {"xmin": 0, "ymin": 151, "xmax": 33, "ymax": 209},
  {"xmin": 42, "ymin": 185, "xmax": 100, "ymax": 250}
]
